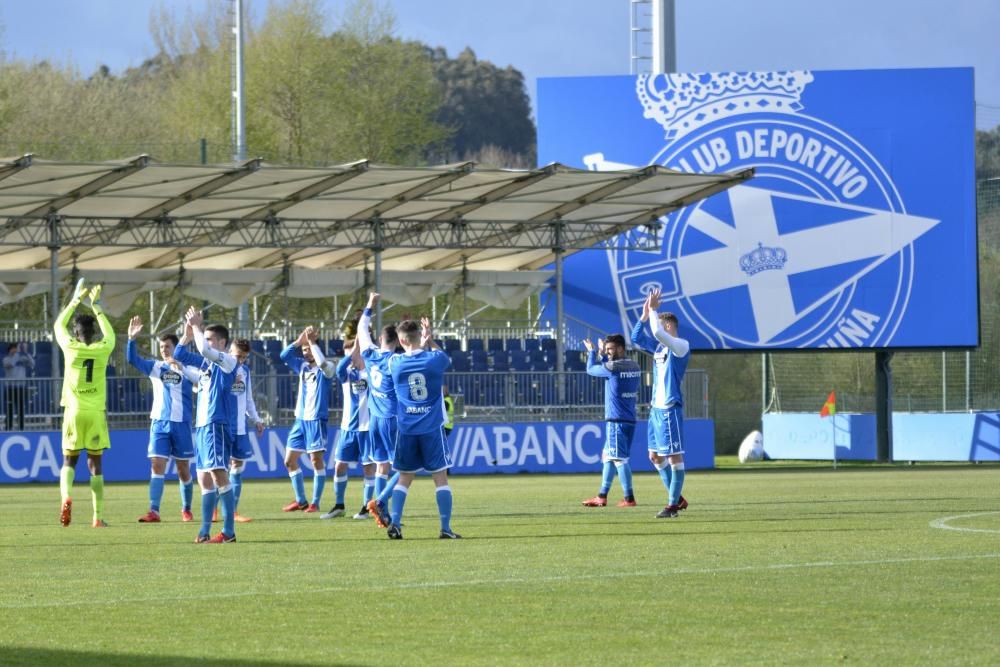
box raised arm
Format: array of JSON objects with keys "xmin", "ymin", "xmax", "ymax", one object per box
[
  {"xmin": 187, "ymin": 307, "xmax": 236, "ymax": 372},
  {"xmin": 309, "ymin": 341, "xmax": 337, "ymax": 379},
  {"xmin": 54, "ymin": 278, "xmax": 89, "ymax": 349},
  {"xmin": 584, "ymin": 339, "xmax": 612, "ymax": 378},
  {"xmin": 357, "ymin": 292, "xmax": 379, "ymax": 351},
  {"xmin": 644, "ymin": 288, "xmax": 688, "ymax": 356},
  {"xmin": 87, "ymin": 285, "xmax": 116, "ymax": 352}
]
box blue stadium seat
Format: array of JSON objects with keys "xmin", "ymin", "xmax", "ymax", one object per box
[
  {"xmin": 530, "ymin": 351, "xmax": 549, "ymax": 371},
  {"xmin": 450, "ymin": 350, "xmax": 470, "ymax": 372},
  {"xmin": 34, "ymin": 354, "xmax": 52, "ymax": 377},
  {"xmin": 444, "ymin": 339, "xmax": 462, "ymax": 353},
  {"xmin": 490, "ymin": 352, "xmax": 509, "ymax": 372},
  {"xmin": 510, "ymin": 350, "xmax": 531, "ymax": 371},
  {"xmin": 33, "ymin": 341, "xmax": 52, "ymax": 356},
  {"xmin": 505, "ymin": 338, "xmax": 523, "ymax": 352},
  {"xmin": 466, "ymin": 338, "xmax": 485, "ymax": 352},
  {"xmin": 523, "ymin": 339, "xmax": 541, "ymax": 353},
  {"xmin": 487, "ymin": 338, "xmax": 505, "ymax": 352},
  {"xmin": 250, "ymin": 340, "xmax": 265, "ymax": 356},
  {"xmin": 470, "ymin": 350, "xmax": 488, "ymax": 372},
  {"xmin": 327, "ymin": 339, "xmax": 344, "ymax": 356},
  {"xmin": 541, "ymin": 338, "xmax": 557, "ymax": 352},
  {"xmin": 564, "ymin": 350, "xmax": 587, "ymax": 371}
]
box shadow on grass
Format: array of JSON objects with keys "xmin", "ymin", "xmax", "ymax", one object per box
[{"xmin": 0, "ymin": 646, "xmax": 358, "ymax": 667}]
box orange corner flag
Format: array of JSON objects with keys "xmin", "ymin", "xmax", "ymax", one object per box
[{"xmin": 820, "ymin": 391, "xmax": 836, "ymax": 418}]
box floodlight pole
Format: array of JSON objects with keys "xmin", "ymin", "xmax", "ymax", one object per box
[
  {"xmin": 651, "ymin": 0, "xmax": 676, "ymax": 74},
  {"xmin": 875, "ymin": 350, "xmax": 894, "ymax": 462},
  {"xmin": 553, "ymin": 220, "xmax": 565, "ymax": 375}
]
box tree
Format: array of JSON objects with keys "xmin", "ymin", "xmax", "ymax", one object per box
[{"xmin": 429, "ymin": 46, "xmax": 536, "ymax": 165}]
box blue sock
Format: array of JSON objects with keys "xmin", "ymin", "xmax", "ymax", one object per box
[
  {"xmin": 615, "ymin": 461, "xmax": 633, "ymax": 498},
  {"xmin": 149, "ymin": 473, "xmax": 165, "ymax": 512},
  {"xmin": 218, "ymin": 484, "xmax": 235, "ymax": 536},
  {"xmin": 436, "ymin": 485, "xmax": 453, "ymax": 532},
  {"xmin": 599, "ymin": 460, "xmax": 616, "ymax": 496},
  {"xmin": 374, "ymin": 473, "xmax": 387, "ymax": 501},
  {"xmin": 180, "ymin": 479, "xmax": 194, "ymax": 511},
  {"xmin": 669, "ymin": 463, "xmax": 685, "ymax": 507},
  {"xmin": 389, "ymin": 486, "xmax": 408, "ymax": 526},
  {"xmin": 334, "ymin": 474, "xmax": 348, "ymax": 505},
  {"xmin": 312, "ymin": 471, "xmax": 326, "ymax": 506},
  {"xmin": 199, "ymin": 487, "xmax": 217, "ymax": 537},
  {"xmin": 289, "ymin": 470, "xmax": 307, "ymax": 504},
  {"xmin": 363, "ymin": 476, "xmax": 375, "ymax": 506},
  {"xmin": 231, "ymin": 466, "xmax": 244, "ymax": 510},
  {"xmin": 379, "ymin": 471, "xmax": 400, "ymax": 504},
  {"xmin": 656, "ymin": 460, "xmax": 672, "ymax": 495}
]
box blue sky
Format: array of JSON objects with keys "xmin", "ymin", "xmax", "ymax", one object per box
[{"xmin": 1, "ymin": 0, "xmax": 998, "ymax": 129}]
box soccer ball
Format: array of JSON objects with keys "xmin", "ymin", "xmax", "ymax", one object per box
[{"xmin": 738, "ymin": 430, "xmax": 764, "ymax": 463}]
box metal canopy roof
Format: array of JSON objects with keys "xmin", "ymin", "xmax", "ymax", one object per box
[{"xmin": 0, "ymin": 155, "xmax": 753, "ymax": 272}]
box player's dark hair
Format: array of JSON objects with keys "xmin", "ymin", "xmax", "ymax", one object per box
[
  {"xmin": 73, "ymin": 314, "xmax": 97, "ymax": 344},
  {"xmin": 158, "ymin": 333, "xmax": 179, "ymax": 346},
  {"xmin": 382, "ymin": 324, "xmax": 399, "ymax": 347},
  {"xmin": 606, "ymin": 334, "xmax": 626, "ymax": 349},
  {"xmin": 234, "ymin": 338, "xmax": 250, "ymax": 355},
  {"xmin": 206, "ymin": 324, "xmax": 229, "ymax": 346},
  {"xmin": 659, "ymin": 312, "xmax": 679, "ymax": 328},
  {"xmin": 398, "ymin": 319, "xmax": 421, "ymax": 345}
]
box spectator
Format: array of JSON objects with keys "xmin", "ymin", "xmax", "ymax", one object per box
[{"xmin": 4, "ymin": 342, "xmax": 34, "ymax": 431}]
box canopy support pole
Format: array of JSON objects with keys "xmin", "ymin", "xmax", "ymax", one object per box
[
  {"xmin": 373, "ymin": 217, "xmax": 384, "ymax": 333},
  {"xmin": 47, "ymin": 214, "xmax": 62, "ymax": 405},
  {"xmin": 554, "ymin": 220, "xmax": 565, "ymax": 375}
]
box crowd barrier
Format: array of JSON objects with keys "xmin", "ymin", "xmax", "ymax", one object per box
[{"xmin": 0, "ymin": 419, "xmax": 715, "ymax": 483}]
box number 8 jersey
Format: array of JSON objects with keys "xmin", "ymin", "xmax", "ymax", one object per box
[{"xmin": 388, "ymin": 349, "xmax": 451, "ymax": 434}]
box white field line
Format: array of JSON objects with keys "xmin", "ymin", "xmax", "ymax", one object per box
[
  {"xmin": 929, "ymin": 511, "xmax": 1000, "ymax": 534},
  {"xmin": 3, "ymin": 551, "xmax": 1000, "ymax": 610}
]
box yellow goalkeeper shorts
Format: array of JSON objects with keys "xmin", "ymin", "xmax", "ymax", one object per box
[{"xmin": 62, "ymin": 408, "xmax": 111, "ymax": 453}]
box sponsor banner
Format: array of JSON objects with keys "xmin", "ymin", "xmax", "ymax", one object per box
[
  {"xmin": 538, "ymin": 68, "xmax": 977, "ymax": 350},
  {"xmin": 0, "ymin": 419, "xmax": 715, "ymax": 483},
  {"xmin": 763, "ymin": 412, "xmax": 1000, "ymax": 462}
]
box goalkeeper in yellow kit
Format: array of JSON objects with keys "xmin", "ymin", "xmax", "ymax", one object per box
[{"xmin": 55, "ymin": 278, "xmax": 115, "ymax": 528}]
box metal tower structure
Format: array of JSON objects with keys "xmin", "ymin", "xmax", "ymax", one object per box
[
  {"xmin": 231, "ymin": 0, "xmax": 247, "ymax": 163},
  {"xmin": 630, "ymin": 0, "xmax": 675, "ymax": 75}
]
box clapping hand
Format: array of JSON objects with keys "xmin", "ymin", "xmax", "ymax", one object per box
[{"xmin": 127, "ymin": 315, "xmax": 143, "ymax": 340}]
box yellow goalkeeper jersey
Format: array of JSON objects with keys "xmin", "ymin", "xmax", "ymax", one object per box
[{"xmin": 54, "ymin": 298, "xmax": 115, "ymax": 412}]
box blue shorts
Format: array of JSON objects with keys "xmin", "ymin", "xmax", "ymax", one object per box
[
  {"xmin": 604, "ymin": 421, "xmax": 636, "ymax": 461},
  {"xmin": 232, "ymin": 432, "xmax": 254, "ymax": 461},
  {"xmin": 367, "ymin": 416, "xmax": 397, "ymax": 464},
  {"xmin": 335, "ymin": 429, "xmax": 368, "ymax": 464},
  {"xmin": 648, "ymin": 406, "xmax": 684, "ymax": 456},
  {"xmin": 287, "ymin": 419, "xmax": 328, "ymax": 453},
  {"xmin": 148, "ymin": 419, "xmax": 194, "ymax": 460},
  {"xmin": 394, "ymin": 428, "xmax": 451, "ymax": 473},
  {"xmin": 195, "ymin": 422, "xmax": 230, "ymax": 471}
]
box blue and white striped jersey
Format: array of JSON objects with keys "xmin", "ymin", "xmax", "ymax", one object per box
[
  {"xmin": 231, "ymin": 363, "xmax": 262, "ymax": 436},
  {"xmin": 357, "ymin": 308, "xmax": 397, "ymax": 419},
  {"xmin": 126, "ymin": 339, "xmax": 199, "ymax": 424},
  {"xmin": 630, "ymin": 313, "xmax": 690, "ymax": 409},
  {"xmin": 336, "ymin": 355, "xmax": 370, "ymax": 432},
  {"xmin": 281, "ymin": 344, "xmax": 336, "ymax": 422},
  {"xmin": 172, "ymin": 338, "xmax": 238, "ymax": 428},
  {"xmin": 388, "ymin": 349, "xmax": 451, "ymax": 435}
]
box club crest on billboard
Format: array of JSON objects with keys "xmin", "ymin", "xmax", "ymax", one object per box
[{"xmin": 538, "ymin": 68, "xmax": 977, "ymax": 350}]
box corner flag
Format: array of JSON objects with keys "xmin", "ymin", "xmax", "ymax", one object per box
[{"xmin": 820, "ymin": 391, "xmax": 836, "ymax": 418}]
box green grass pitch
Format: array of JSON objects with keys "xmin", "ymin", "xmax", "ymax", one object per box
[{"xmin": 2, "ymin": 463, "xmax": 999, "ymax": 666}]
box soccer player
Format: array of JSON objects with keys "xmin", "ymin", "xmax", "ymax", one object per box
[
  {"xmin": 370, "ymin": 317, "xmax": 459, "ymax": 540},
  {"xmin": 171, "ymin": 307, "xmax": 239, "ymax": 543},
  {"xmin": 280, "ymin": 327, "xmax": 336, "ymax": 514},
  {"xmin": 356, "ymin": 292, "xmax": 400, "ymax": 522},
  {"xmin": 229, "ymin": 338, "xmax": 265, "ymax": 522},
  {"xmin": 126, "ymin": 315, "xmax": 201, "ymax": 523},
  {"xmin": 580, "ymin": 334, "xmax": 642, "ymax": 508},
  {"xmin": 631, "ymin": 288, "xmax": 691, "ymax": 519},
  {"xmin": 320, "ymin": 337, "xmax": 370, "ymax": 519},
  {"xmin": 55, "ymin": 279, "xmax": 115, "ymax": 528}
]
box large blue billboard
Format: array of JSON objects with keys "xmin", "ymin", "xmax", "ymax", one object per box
[{"xmin": 538, "ymin": 68, "xmax": 977, "ymax": 349}]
